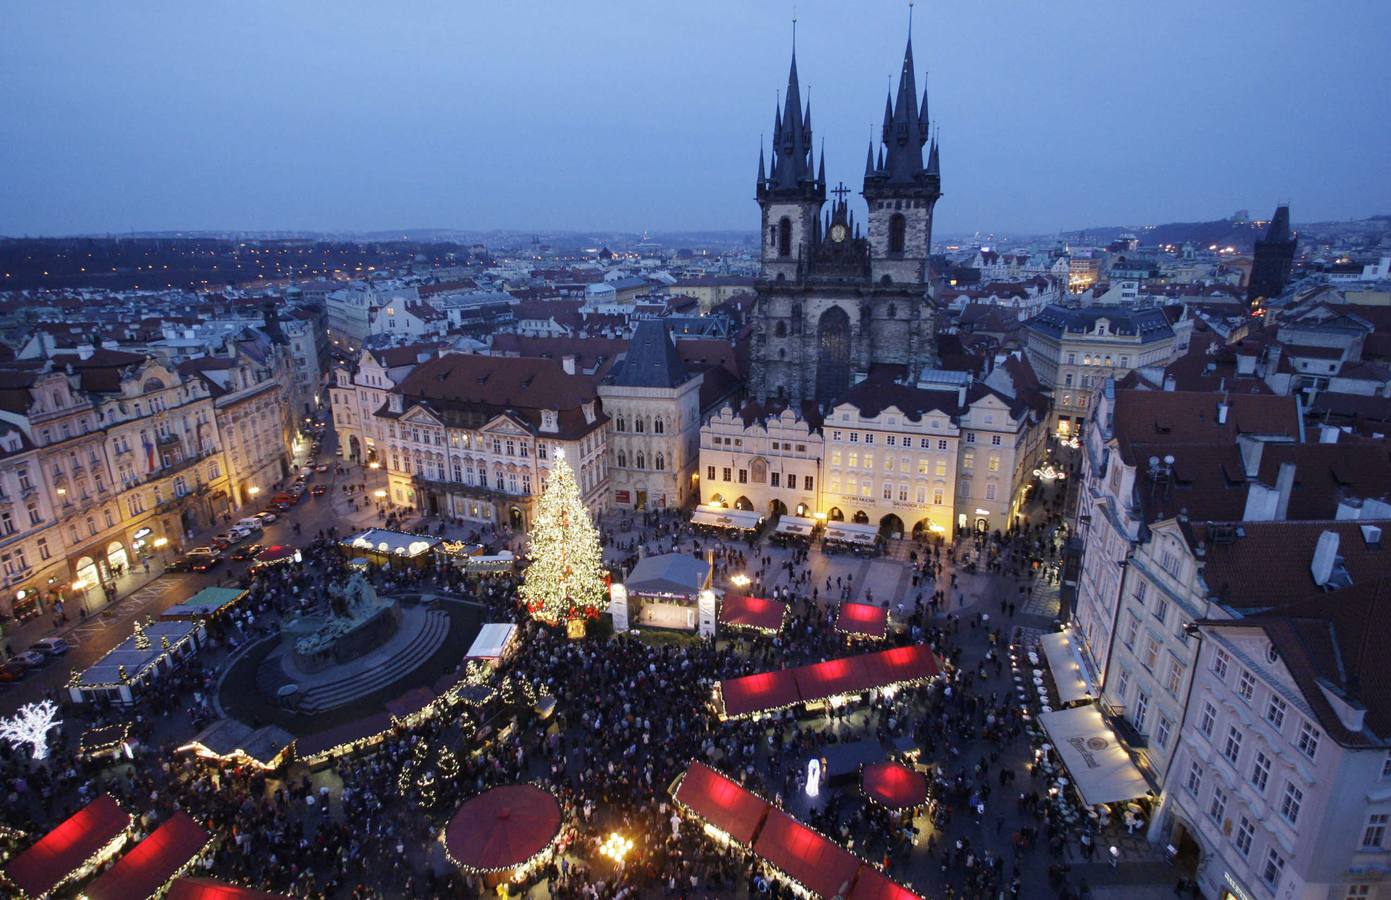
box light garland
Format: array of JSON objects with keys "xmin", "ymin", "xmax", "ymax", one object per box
[
  {"xmin": 518, "ymin": 450, "xmax": 606, "ymax": 628},
  {"xmin": 439, "ymin": 782, "xmax": 564, "ymax": 878},
  {"xmin": 78, "ymin": 723, "xmax": 133, "ymax": 760},
  {"xmin": 4, "ymin": 804, "xmax": 134, "ymax": 900}
]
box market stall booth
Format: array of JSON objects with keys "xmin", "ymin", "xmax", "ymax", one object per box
[
  {"xmin": 1038, "ymin": 628, "xmax": 1096, "ymax": 706},
  {"xmin": 251, "ymin": 545, "xmax": 299, "ymax": 570},
  {"xmin": 715, "ymin": 644, "xmax": 940, "ymax": 720},
  {"xmin": 159, "ymin": 587, "xmax": 249, "ymax": 622},
  {"xmin": 177, "ymin": 719, "xmax": 294, "ymax": 771},
  {"xmin": 718, "ymin": 595, "xmax": 787, "ymax": 635},
  {"xmin": 339, "ymin": 529, "xmax": 440, "ymax": 568},
  {"xmin": 81, "ymin": 812, "xmax": 212, "ymax": 900},
  {"xmin": 836, "ymin": 602, "xmax": 887, "ymax": 640},
  {"xmin": 771, "ymin": 515, "xmax": 819, "ymax": 545},
  {"xmin": 822, "ymin": 521, "xmax": 881, "ymax": 556},
  {"xmin": 167, "ymin": 878, "xmax": 285, "ymax": 900},
  {"xmin": 755, "ymin": 810, "xmax": 862, "ymax": 900},
  {"xmin": 671, "ymin": 762, "xmax": 770, "ymax": 846},
  {"xmin": 465, "ymin": 623, "xmax": 519, "ymax": 665},
  {"xmin": 690, "ymin": 505, "xmax": 764, "ymax": 534},
  {"xmin": 442, "ymin": 784, "xmax": 563, "ymax": 884},
  {"xmin": 2, "ymin": 795, "xmax": 132, "ymax": 900},
  {"xmin": 69, "ymin": 620, "xmax": 205, "ymax": 705},
  {"xmin": 622, "ymin": 553, "xmax": 712, "ymax": 631},
  {"xmin": 860, "ymin": 762, "xmax": 928, "ymax": 811}
]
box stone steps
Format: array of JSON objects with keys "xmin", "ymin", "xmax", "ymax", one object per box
[{"xmin": 297, "ymin": 610, "xmax": 450, "ymax": 712}]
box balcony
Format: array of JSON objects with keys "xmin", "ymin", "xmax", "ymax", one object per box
[
  {"xmin": 157, "ymin": 432, "xmax": 181, "ymax": 447},
  {"xmin": 412, "ymin": 474, "xmax": 524, "ymax": 503}
]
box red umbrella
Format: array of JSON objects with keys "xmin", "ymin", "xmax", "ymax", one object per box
[
  {"xmin": 443, "ymin": 785, "xmax": 562, "ymax": 873},
  {"xmin": 860, "ymin": 761, "xmax": 928, "ymax": 810}
]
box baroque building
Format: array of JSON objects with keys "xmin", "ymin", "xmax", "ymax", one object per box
[{"xmin": 749, "ymin": 37, "xmax": 940, "ymax": 404}]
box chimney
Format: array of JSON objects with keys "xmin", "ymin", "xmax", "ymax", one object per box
[
  {"xmin": 1163, "ymin": 374, "xmax": 1176, "ymax": 392},
  {"xmin": 1274, "ymin": 462, "xmax": 1295, "ymax": 520},
  {"xmin": 1238, "ymin": 434, "xmax": 1264, "ymax": 479},
  {"xmin": 1311, "ymin": 531, "xmax": 1340, "ymax": 587},
  {"xmin": 1319, "ymin": 423, "xmax": 1340, "ymax": 444},
  {"xmin": 1242, "ymin": 483, "xmax": 1279, "ymax": 522},
  {"xmin": 1216, "ymin": 401, "xmax": 1229, "ymax": 425},
  {"xmin": 561, "ymin": 354, "xmax": 577, "ymax": 375}
]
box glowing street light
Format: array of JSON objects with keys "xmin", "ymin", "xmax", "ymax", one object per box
[
  {"xmin": 599, "ymin": 832, "xmax": 634, "ymax": 865},
  {"xmin": 730, "ymin": 574, "xmax": 751, "ymax": 588},
  {"xmin": 374, "ymin": 489, "xmax": 386, "ymax": 500},
  {"xmin": 248, "ymin": 486, "xmax": 261, "ymax": 498}
]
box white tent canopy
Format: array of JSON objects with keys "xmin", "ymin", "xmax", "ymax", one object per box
[
  {"xmin": 774, "ymin": 515, "xmax": 817, "ymax": 536},
  {"xmin": 467, "ymin": 624, "xmax": 518, "ymax": 660},
  {"xmin": 824, "ymin": 521, "xmax": 879, "ymax": 545},
  {"xmin": 1040, "ymin": 630, "xmax": 1096, "ymax": 705},
  {"xmin": 691, "ymin": 506, "xmax": 764, "ymax": 531},
  {"xmin": 1038, "ymin": 705, "xmax": 1151, "ymax": 806}
]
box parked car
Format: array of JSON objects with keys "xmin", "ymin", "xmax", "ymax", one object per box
[
  {"xmin": 0, "ymin": 661, "xmax": 26, "ymax": 682},
  {"xmin": 30, "ymin": 637, "xmax": 69, "ymax": 656},
  {"xmin": 254, "ymin": 511, "xmax": 277, "ymax": 524},
  {"xmin": 214, "ymin": 529, "xmax": 248, "ymax": 546},
  {"xmin": 230, "ymin": 543, "xmax": 264, "ymax": 562},
  {"xmin": 310, "ymin": 484, "xmax": 327, "ymax": 496},
  {"xmin": 271, "ymin": 492, "xmax": 297, "ymax": 507},
  {"xmin": 13, "ymin": 650, "xmax": 47, "ymax": 669},
  {"xmin": 185, "ymin": 547, "xmax": 223, "ymax": 571}
]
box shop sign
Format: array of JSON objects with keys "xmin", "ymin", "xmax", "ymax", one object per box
[
  {"xmin": 615, "ymin": 491, "xmax": 630, "ymax": 504},
  {"xmin": 133, "ymin": 527, "xmax": 153, "ymax": 540}
]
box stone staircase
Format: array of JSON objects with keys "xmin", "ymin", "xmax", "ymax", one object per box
[{"xmin": 296, "ymin": 610, "xmax": 451, "ymax": 713}]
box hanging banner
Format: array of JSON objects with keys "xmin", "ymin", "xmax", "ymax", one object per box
[
  {"xmin": 609, "ymin": 583, "xmax": 630, "ymax": 633},
  {"xmin": 697, "ymin": 589, "xmax": 717, "ymax": 638}
]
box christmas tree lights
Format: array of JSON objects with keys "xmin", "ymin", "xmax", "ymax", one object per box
[{"xmin": 518, "ymin": 448, "xmax": 607, "ymax": 629}]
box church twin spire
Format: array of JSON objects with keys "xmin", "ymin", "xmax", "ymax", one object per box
[{"xmin": 758, "ymin": 51, "xmax": 825, "ymax": 201}]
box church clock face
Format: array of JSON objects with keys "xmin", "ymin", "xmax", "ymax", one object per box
[{"xmin": 830, "ymin": 223, "xmax": 848, "ymax": 243}]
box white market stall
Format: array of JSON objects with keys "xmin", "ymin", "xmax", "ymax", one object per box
[
  {"xmin": 466, "ymin": 624, "xmax": 519, "ymax": 664},
  {"xmin": 691, "ymin": 506, "xmax": 764, "ymax": 533},
  {"xmin": 823, "ymin": 521, "xmax": 881, "ymax": 554},
  {"xmin": 1039, "ymin": 629, "xmax": 1097, "ymax": 706},
  {"xmin": 772, "ymin": 515, "xmax": 818, "ymax": 541},
  {"xmin": 1038, "ymin": 705, "xmax": 1150, "ymax": 806},
  {"xmin": 69, "ymin": 620, "xmax": 205, "ymax": 705},
  {"xmin": 340, "ymin": 528, "xmax": 440, "ymax": 567}
]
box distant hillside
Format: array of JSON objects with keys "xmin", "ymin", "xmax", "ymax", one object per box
[{"xmin": 1061, "ymin": 218, "xmax": 1268, "ymax": 251}]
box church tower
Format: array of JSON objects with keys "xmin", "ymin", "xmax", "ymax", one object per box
[
  {"xmin": 748, "ymin": 27, "xmax": 939, "ymax": 406},
  {"xmin": 757, "ymin": 51, "xmax": 826, "ymax": 282},
  {"xmin": 862, "ymin": 35, "xmax": 941, "ymax": 285}
]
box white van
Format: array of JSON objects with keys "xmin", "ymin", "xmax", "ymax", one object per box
[{"xmin": 236, "ymin": 517, "xmax": 264, "ymax": 533}]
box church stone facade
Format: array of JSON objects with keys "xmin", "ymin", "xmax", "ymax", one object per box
[{"xmin": 749, "ymin": 39, "xmax": 941, "ymax": 405}]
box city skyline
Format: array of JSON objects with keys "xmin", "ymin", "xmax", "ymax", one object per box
[{"xmin": 3, "ymin": 1, "xmax": 1390, "ymax": 237}]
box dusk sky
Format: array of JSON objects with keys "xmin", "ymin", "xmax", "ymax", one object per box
[{"xmin": 3, "ymin": 1, "xmax": 1389, "ymax": 238}]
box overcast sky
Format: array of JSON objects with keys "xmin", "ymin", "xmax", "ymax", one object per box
[{"xmin": 2, "ymin": 1, "xmax": 1388, "ymax": 238}]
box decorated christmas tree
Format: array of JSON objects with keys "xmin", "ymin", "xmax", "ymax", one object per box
[{"xmin": 519, "ymin": 449, "xmax": 607, "ymax": 629}]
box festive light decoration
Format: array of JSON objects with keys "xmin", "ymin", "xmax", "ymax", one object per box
[
  {"xmin": 0, "ymin": 701, "xmax": 62, "ymax": 760},
  {"xmin": 599, "ymin": 832, "xmax": 634, "ymax": 865},
  {"xmin": 132, "ymin": 619, "xmax": 151, "ymax": 651},
  {"xmin": 1033, "ymin": 462, "xmax": 1066, "ymax": 482},
  {"xmin": 518, "ymin": 449, "xmax": 606, "ymax": 629}
]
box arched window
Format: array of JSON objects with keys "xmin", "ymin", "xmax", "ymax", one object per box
[
  {"xmin": 778, "ymin": 217, "xmax": 792, "ymax": 257},
  {"xmin": 653, "ymin": 418, "xmax": 664, "ymax": 434},
  {"xmin": 775, "ymin": 321, "xmax": 787, "ymax": 337},
  {"xmin": 636, "ymin": 452, "xmax": 645, "ymax": 470},
  {"xmin": 635, "ymin": 418, "xmax": 645, "ymax": 433},
  {"xmin": 655, "ymin": 452, "xmax": 665, "ymax": 470},
  {"xmin": 616, "ymin": 416, "xmax": 626, "ymax": 432},
  {"xmin": 617, "ymin": 450, "xmax": 627, "ymax": 468},
  {"xmin": 888, "ymin": 213, "xmax": 907, "ymax": 253}
]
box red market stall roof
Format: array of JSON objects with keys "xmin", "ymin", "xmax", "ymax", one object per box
[
  {"xmin": 253, "ymin": 545, "xmax": 297, "ymax": 565},
  {"xmin": 168, "ymin": 878, "xmax": 286, "ymax": 900},
  {"xmin": 4, "ymin": 794, "xmax": 131, "ymax": 899},
  {"xmin": 719, "ymin": 595, "xmax": 787, "ymax": 633},
  {"xmin": 672, "ymin": 762, "xmax": 770, "ymax": 846},
  {"xmin": 837, "ymin": 602, "xmax": 888, "ymax": 639},
  {"xmin": 860, "ymin": 762, "xmax": 928, "ymax": 810},
  {"xmin": 716, "ymin": 645, "xmax": 942, "ymax": 719},
  {"xmin": 846, "ymin": 865, "xmax": 926, "ymax": 900},
  {"xmin": 717, "ymin": 669, "xmax": 800, "ymax": 718},
  {"xmin": 83, "ymin": 812, "xmax": 211, "ymax": 900},
  {"xmin": 754, "ymin": 809, "xmax": 862, "ymax": 900},
  {"xmin": 443, "ymin": 784, "xmax": 562, "ymax": 873}
]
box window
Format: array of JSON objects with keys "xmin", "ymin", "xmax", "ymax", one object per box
[
  {"xmin": 1347, "ymin": 887, "xmax": 1371, "ymax": 900},
  {"xmin": 933, "ymin": 489, "xmax": 943, "ymax": 506},
  {"xmin": 938, "ymin": 439, "xmax": 948, "ymax": 450},
  {"xmin": 1208, "ymin": 785, "xmax": 1227, "ymax": 825},
  {"xmin": 935, "ymin": 460, "xmax": 947, "ymax": 476},
  {"xmin": 1262, "ymin": 848, "xmax": 1285, "ymax": 889},
  {"xmin": 1116, "ymin": 668, "xmax": 1131, "ymax": 700},
  {"xmin": 1295, "ymin": 720, "xmax": 1319, "ymax": 760},
  {"xmin": 898, "ymin": 484, "xmax": 909, "ymax": 502},
  {"xmin": 1134, "ymin": 691, "xmax": 1150, "ymax": 731},
  {"xmin": 848, "ymin": 452, "xmax": 858, "ymax": 468},
  {"xmin": 1266, "ymin": 696, "xmax": 1287, "ymax": 731},
  {"xmin": 888, "ymin": 213, "xmax": 906, "ymax": 253},
  {"xmin": 1222, "ymin": 726, "xmax": 1243, "ymax": 765},
  {"xmin": 864, "ymin": 434, "xmax": 874, "ymax": 444},
  {"xmin": 1238, "ymin": 669, "xmax": 1256, "ymax": 702},
  {"xmin": 1363, "ymin": 814, "xmax": 1388, "ymax": 849},
  {"xmin": 654, "ymin": 419, "xmax": 664, "ymax": 434},
  {"xmin": 1280, "ymin": 782, "xmax": 1302, "ymax": 826},
  {"xmin": 737, "ymin": 469, "xmax": 747, "ymax": 484},
  {"xmin": 985, "ymin": 482, "xmax": 997, "ymax": 501},
  {"xmin": 1143, "ymin": 635, "xmax": 1159, "ymax": 670},
  {"xmin": 882, "ymin": 483, "xmax": 893, "ymax": 500},
  {"xmin": 1213, "ymin": 649, "xmax": 1230, "ymax": 680},
  {"xmin": 707, "ymin": 466, "xmax": 715, "ymax": 481},
  {"xmin": 617, "ymin": 451, "xmax": 627, "ymax": 468},
  {"xmin": 804, "ymin": 475, "xmax": 813, "ymax": 491},
  {"xmin": 849, "ymin": 432, "xmax": 859, "ymax": 443},
  {"xmin": 771, "ymin": 472, "xmax": 780, "ymax": 487},
  {"xmin": 1251, "ymin": 751, "xmax": 1271, "ymax": 793},
  {"xmin": 1235, "ymin": 817, "xmax": 1254, "ymax": 857},
  {"xmin": 1185, "ymin": 760, "xmax": 1203, "ymax": 795},
  {"xmin": 1383, "ymin": 751, "xmax": 1391, "ymax": 779},
  {"xmin": 722, "ymin": 467, "xmax": 731, "ymax": 482},
  {"xmin": 963, "ymin": 451, "xmax": 974, "ymax": 469},
  {"xmin": 1152, "ymin": 596, "xmax": 1169, "ymax": 624},
  {"xmin": 1156, "ymin": 715, "xmax": 1172, "ymax": 748},
  {"xmin": 1165, "ymin": 659, "xmax": 1183, "ymax": 696},
  {"xmin": 991, "ymin": 434, "xmax": 1002, "ymax": 446},
  {"xmin": 965, "ymin": 432, "xmax": 976, "ymax": 443},
  {"xmin": 988, "ymin": 455, "xmax": 1000, "ymax": 472},
  {"xmin": 1199, "ymin": 701, "xmax": 1217, "ymax": 738},
  {"xmin": 26, "ymin": 504, "xmax": 40, "ymax": 526},
  {"xmin": 1123, "ymin": 615, "xmax": 1139, "ymax": 649}
]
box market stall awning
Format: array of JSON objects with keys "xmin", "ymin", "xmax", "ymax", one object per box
[
  {"xmin": 159, "ymin": 587, "xmax": 248, "ymax": 621},
  {"xmin": 719, "ymin": 596, "xmax": 787, "ymax": 633},
  {"xmin": 754, "ymin": 809, "xmax": 862, "ymax": 900},
  {"xmin": 859, "ymin": 644, "xmax": 940, "ymax": 686},
  {"xmin": 252, "ymin": 545, "xmax": 298, "ymax": 566},
  {"xmin": 167, "ymin": 877, "xmax": 286, "ymax": 899},
  {"xmin": 82, "ymin": 811, "xmax": 211, "ymax": 900},
  {"xmin": 846, "ymin": 866, "xmax": 926, "ymax": 900},
  {"xmin": 466, "ymin": 623, "xmax": 518, "ymax": 660},
  {"xmin": 672, "ymin": 762, "xmax": 770, "ymax": 846},
  {"xmin": 794, "ymin": 655, "xmax": 877, "ymax": 702},
  {"xmin": 718, "ymin": 669, "xmax": 800, "ymax": 718},
  {"xmin": 824, "ymin": 522, "xmax": 879, "ymax": 545},
  {"xmin": 294, "ymin": 712, "xmax": 394, "ymax": 762},
  {"xmin": 773, "ymin": 515, "xmax": 818, "ymax": 536},
  {"xmin": 860, "ymin": 762, "xmax": 928, "ymax": 810},
  {"xmin": 1038, "ymin": 705, "xmax": 1151, "ymax": 806},
  {"xmin": 73, "ymin": 620, "xmax": 202, "ymax": 688},
  {"xmin": 691, "ymin": 506, "xmax": 764, "ymax": 531},
  {"xmin": 178, "ymin": 719, "xmax": 293, "ymax": 769},
  {"xmin": 1039, "ymin": 630, "xmax": 1096, "ymax": 705},
  {"xmin": 4, "ymin": 795, "xmax": 131, "ymax": 899},
  {"xmin": 443, "ymin": 784, "xmax": 562, "ymax": 873},
  {"xmin": 836, "ymin": 602, "xmax": 887, "ymax": 639}
]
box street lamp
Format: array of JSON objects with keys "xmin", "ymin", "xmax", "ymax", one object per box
[
  {"xmin": 153, "ymin": 537, "xmax": 170, "ymax": 567},
  {"xmin": 70, "ymin": 579, "xmax": 91, "ymax": 616},
  {"xmin": 374, "ymin": 489, "xmax": 386, "ymax": 500},
  {"xmin": 248, "ymin": 486, "xmax": 260, "ymax": 502},
  {"xmin": 368, "ymin": 461, "xmax": 381, "ymax": 470}
]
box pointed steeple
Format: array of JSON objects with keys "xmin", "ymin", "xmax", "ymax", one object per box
[
  {"xmin": 758, "ymin": 143, "xmax": 767, "ymax": 185},
  {"xmin": 865, "ymin": 140, "xmax": 877, "ymax": 177},
  {"xmin": 926, "ymin": 135, "xmax": 940, "ymax": 177},
  {"xmin": 881, "ymin": 94, "xmax": 894, "ymax": 142},
  {"xmin": 879, "ymin": 35, "xmax": 927, "ymax": 184},
  {"xmin": 919, "ymin": 80, "xmax": 930, "ymax": 143},
  {"xmin": 817, "ymin": 141, "xmax": 826, "ymax": 187},
  {"xmin": 765, "ymin": 45, "xmax": 820, "ymax": 198}
]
